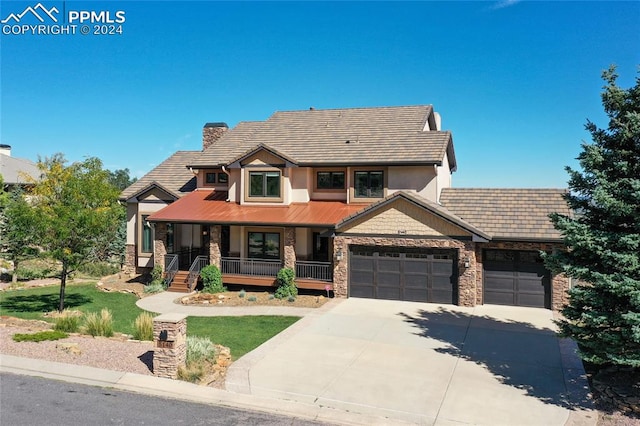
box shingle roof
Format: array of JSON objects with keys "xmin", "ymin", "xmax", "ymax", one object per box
[
  {"xmin": 439, "ymin": 188, "xmax": 570, "ymax": 241},
  {"xmin": 336, "ymin": 191, "xmax": 491, "ymax": 240},
  {"xmin": 119, "ymin": 151, "xmax": 199, "ymax": 200},
  {"xmin": 0, "ymin": 154, "xmax": 40, "ymax": 184},
  {"xmin": 188, "ymin": 105, "xmax": 456, "ymax": 169}
]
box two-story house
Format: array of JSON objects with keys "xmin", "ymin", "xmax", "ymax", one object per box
[{"xmin": 120, "ymin": 105, "xmax": 570, "ymax": 310}]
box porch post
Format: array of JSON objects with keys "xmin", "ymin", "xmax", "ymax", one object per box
[
  {"xmin": 209, "ymin": 225, "xmax": 222, "ymax": 268},
  {"xmin": 284, "ymin": 227, "xmax": 296, "ymax": 269},
  {"xmin": 153, "ymin": 222, "xmax": 168, "ymax": 272}
]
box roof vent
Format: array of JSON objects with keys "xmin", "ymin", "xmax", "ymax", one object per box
[{"xmin": 309, "ymin": 107, "xmax": 315, "ymax": 111}]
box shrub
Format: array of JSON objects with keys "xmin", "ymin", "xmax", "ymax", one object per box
[
  {"xmin": 287, "ymin": 295, "xmax": 296, "ymax": 303},
  {"xmin": 144, "ymin": 281, "xmax": 165, "ymax": 294},
  {"xmin": 13, "ymin": 330, "xmax": 68, "ymax": 342},
  {"xmin": 275, "ymin": 267, "xmax": 297, "ymax": 299},
  {"xmin": 150, "ymin": 264, "xmax": 163, "ymax": 283},
  {"xmin": 132, "ymin": 312, "xmax": 154, "ymax": 341},
  {"xmin": 200, "ymin": 265, "xmax": 225, "ymax": 293},
  {"xmin": 15, "ymin": 265, "xmax": 56, "ymax": 280},
  {"xmin": 248, "ymin": 296, "xmax": 257, "ymax": 302},
  {"xmin": 178, "ymin": 336, "xmax": 217, "ymax": 384},
  {"xmin": 83, "ymin": 309, "xmax": 114, "ymax": 337},
  {"xmin": 77, "ymin": 262, "xmax": 119, "ymax": 278},
  {"xmin": 268, "ymin": 294, "xmax": 275, "ymax": 300},
  {"xmin": 238, "ymin": 289, "xmax": 246, "ymax": 298},
  {"xmin": 54, "ymin": 310, "xmax": 82, "ymax": 333}
]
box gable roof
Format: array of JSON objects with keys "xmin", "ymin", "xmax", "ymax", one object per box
[
  {"xmin": 188, "ymin": 105, "xmax": 456, "ymax": 169},
  {"xmin": 0, "ymin": 154, "xmax": 40, "ymax": 185},
  {"xmin": 440, "ymin": 188, "xmax": 570, "ymax": 241},
  {"xmin": 336, "ymin": 191, "xmax": 491, "ymax": 241},
  {"xmin": 119, "ymin": 151, "xmax": 199, "ymax": 201}
]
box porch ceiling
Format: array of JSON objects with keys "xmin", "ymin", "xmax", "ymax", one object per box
[{"xmin": 147, "ymin": 190, "xmax": 367, "ymax": 227}]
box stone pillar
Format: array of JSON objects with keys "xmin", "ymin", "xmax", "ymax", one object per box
[
  {"xmin": 123, "ymin": 244, "xmax": 136, "ymax": 275},
  {"xmin": 209, "ymin": 225, "xmax": 222, "ymax": 268},
  {"xmin": 456, "ymin": 242, "xmax": 477, "ymax": 307},
  {"xmin": 283, "ymin": 227, "xmax": 296, "ymax": 269},
  {"xmin": 332, "ymin": 237, "xmax": 348, "ymax": 297},
  {"xmin": 152, "ymin": 313, "xmax": 187, "ymax": 379},
  {"xmin": 153, "ymin": 223, "xmax": 167, "ymax": 271}
]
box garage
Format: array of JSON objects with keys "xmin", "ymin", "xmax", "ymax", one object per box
[
  {"xmin": 349, "ymin": 246, "xmax": 456, "ymax": 303},
  {"xmin": 483, "ymin": 249, "xmax": 551, "ymax": 308}
]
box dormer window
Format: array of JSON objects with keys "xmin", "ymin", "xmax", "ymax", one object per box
[{"xmin": 249, "ymin": 171, "xmax": 281, "ymax": 198}]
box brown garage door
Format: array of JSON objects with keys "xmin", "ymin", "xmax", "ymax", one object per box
[
  {"xmin": 349, "ymin": 246, "xmax": 456, "ymax": 303},
  {"xmin": 483, "ymin": 249, "xmax": 551, "ymax": 308}
]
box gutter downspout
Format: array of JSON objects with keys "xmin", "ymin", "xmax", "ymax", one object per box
[{"xmin": 222, "ymin": 166, "xmax": 231, "ymax": 202}]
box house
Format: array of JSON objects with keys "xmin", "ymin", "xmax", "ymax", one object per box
[
  {"xmin": 0, "ymin": 144, "xmax": 40, "ymax": 191},
  {"xmin": 120, "ymin": 105, "xmax": 570, "ymax": 310}
]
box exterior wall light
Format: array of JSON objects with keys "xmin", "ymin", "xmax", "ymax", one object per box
[
  {"xmin": 336, "ymin": 250, "xmax": 343, "ymax": 261},
  {"xmin": 463, "ymin": 256, "xmax": 471, "ymax": 268}
]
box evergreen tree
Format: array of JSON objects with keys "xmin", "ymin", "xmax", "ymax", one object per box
[{"xmin": 545, "ymin": 66, "xmax": 640, "ymax": 367}]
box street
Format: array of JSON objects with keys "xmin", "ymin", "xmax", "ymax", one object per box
[{"xmin": 0, "ymin": 373, "xmax": 329, "ymax": 426}]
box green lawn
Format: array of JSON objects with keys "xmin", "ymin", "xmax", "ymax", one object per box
[
  {"xmin": 187, "ymin": 316, "xmax": 300, "ymax": 360},
  {"xmin": 0, "ymin": 284, "xmax": 301, "ymax": 359},
  {"xmin": 0, "ymin": 283, "xmax": 146, "ymax": 335}
]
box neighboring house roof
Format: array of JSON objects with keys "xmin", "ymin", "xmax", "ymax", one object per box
[
  {"xmin": 188, "ymin": 105, "xmax": 456, "ymax": 169},
  {"xmin": 146, "ymin": 189, "xmax": 366, "ymax": 227},
  {"xmin": 119, "ymin": 151, "xmax": 200, "ymax": 201},
  {"xmin": 336, "ymin": 191, "xmax": 491, "ymax": 241},
  {"xmin": 0, "ymin": 154, "xmax": 40, "ymax": 185},
  {"xmin": 440, "ymin": 188, "xmax": 570, "ymax": 241}
]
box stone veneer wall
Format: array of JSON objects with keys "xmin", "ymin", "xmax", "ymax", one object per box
[
  {"xmin": 208, "ymin": 225, "xmax": 222, "ymax": 268},
  {"xmin": 474, "ymin": 241, "xmax": 569, "ymax": 311},
  {"xmin": 284, "ymin": 227, "xmax": 296, "ymax": 269},
  {"xmin": 153, "ymin": 223, "xmax": 167, "ymax": 271},
  {"xmin": 332, "ymin": 236, "xmax": 477, "ymax": 307}
]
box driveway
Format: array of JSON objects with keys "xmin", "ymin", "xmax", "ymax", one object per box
[{"xmin": 226, "ymin": 298, "xmax": 594, "ymax": 425}]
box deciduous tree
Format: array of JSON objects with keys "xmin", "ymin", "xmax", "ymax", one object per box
[{"xmin": 545, "ymin": 66, "xmax": 640, "ymax": 367}]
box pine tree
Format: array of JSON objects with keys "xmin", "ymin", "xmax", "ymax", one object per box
[{"xmin": 545, "ymin": 66, "xmax": 640, "ymax": 367}]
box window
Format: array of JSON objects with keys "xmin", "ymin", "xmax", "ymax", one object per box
[
  {"xmin": 166, "ymin": 223, "xmax": 174, "ymax": 253},
  {"xmin": 317, "ymin": 171, "xmax": 345, "ymax": 190},
  {"xmin": 205, "ymin": 173, "xmax": 216, "ymax": 184},
  {"xmin": 248, "ymin": 232, "xmax": 280, "ymax": 259},
  {"xmin": 354, "ymin": 171, "xmax": 383, "ymax": 198},
  {"xmin": 217, "ymin": 172, "xmax": 228, "ymax": 184},
  {"xmin": 141, "ymin": 215, "xmax": 153, "ymax": 254},
  {"xmin": 249, "ymin": 171, "xmax": 280, "ymax": 197}
]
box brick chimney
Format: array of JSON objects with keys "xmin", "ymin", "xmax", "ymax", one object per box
[{"xmin": 203, "ymin": 123, "xmax": 228, "ymax": 151}]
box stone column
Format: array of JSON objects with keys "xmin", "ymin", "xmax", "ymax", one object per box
[
  {"xmin": 153, "ymin": 222, "xmax": 167, "ymax": 271},
  {"xmin": 456, "ymin": 242, "xmax": 477, "ymax": 307},
  {"xmin": 209, "ymin": 225, "xmax": 222, "ymax": 268},
  {"xmin": 332, "ymin": 237, "xmax": 348, "ymax": 297},
  {"xmin": 123, "ymin": 244, "xmax": 136, "ymax": 276},
  {"xmin": 283, "ymin": 227, "xmax": 296, "ymax": 269},
  {"xmin": 152, "ymin": 313, "xmax": 187, "ymax": 379}
]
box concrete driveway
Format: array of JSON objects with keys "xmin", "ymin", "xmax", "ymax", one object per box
[{"xmin": 226, "ymin": 298, "xmax": 594, "ymax": 425}]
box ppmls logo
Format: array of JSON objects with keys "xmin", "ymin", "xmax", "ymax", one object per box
[
  {"xmin": 1, "ymin": 3, "xmax": 59, "ymax": 24},
  {"xmin": 2, "ymin": 2, "xmax": 126, "ymax": 36}
]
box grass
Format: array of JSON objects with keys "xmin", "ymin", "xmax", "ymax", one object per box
[
  {"xmin": 187, "ymin": 315, "xmax": 300, "ymax": 359},
  {"xmin": 0, "ymin": 283, "xmax": 145, "ymax": 335},
  {"xmin": 1, "ymin": 283, "xmax": 302, "ymax": 359}
]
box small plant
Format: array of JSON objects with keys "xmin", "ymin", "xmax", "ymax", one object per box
[
  {"xmin": 200, "ymin": 265, "xmax": 225, "ymax": 293},
  {"xmin": 238, "ymin": 289, "xmax": 246, "ymax": 298},
  {"xmin": 54, "ymin": 310, "xmax": 82, "ymax": 333},
  {"xmin": 287, "ymin": 295, "xmax": 296, "ymax": 303},
  {"xmin": 144, "ymin": 281, "xmax": 165, "ymax": 294},
  {"xmin": 247, "ymin": 295, "xmax": 257, "ymax": 302},
  {"xmin": 178, "ymin": 336, "xmax": 217, "ymax": 383},
  {"xmin": 268, "ymin": 294, "xmax": 275, "ymax": 300},
  {"xmin": 132, "ymin": 312, "xmax": 154, "ymax": 341},
  {"xmin": 150, "ymin": 264, "xmax": 163, "ymax": 283},
  {"xmin": 83, "ymin": 309, "xmax": 114, "ymax": 337},
  {"xmin": 13, "ymin": 330, "xmax": 68, "ymax": 342},
  {"xmin": 77, "ymin": 262, "xmax": 119, "ymax": 278},
  {"xmin": 275, "ymin": 267, "xmax": 297, "ymax": 299}
]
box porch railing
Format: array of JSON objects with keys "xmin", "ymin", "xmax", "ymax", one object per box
[
  {"xmin": 295, "ymin": 261, "xmax": 333, "ymax": 282},
  {"xmin": 164, "ymin": 254, "xmax": 179, "ymax": 287},
  {"xmin": 221, "ymin": 257, "xmax": 282, "ymax": 277},
  {"xmin": 187, "ymin": 255, "xmax": 209, "ymax": 291}
]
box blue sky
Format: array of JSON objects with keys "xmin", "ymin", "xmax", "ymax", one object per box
[{"xmin": 1, "ymin": 1, "xmax": 639, "ymax": 188}]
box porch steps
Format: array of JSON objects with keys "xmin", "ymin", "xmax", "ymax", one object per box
[{"xmin": 167, "ymin": 271, "xmax": 193, "ymax": 293}]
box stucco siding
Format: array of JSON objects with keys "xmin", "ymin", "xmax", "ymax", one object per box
[{"xmin": 387, "ymin": 165, "xmax": 437, "ymax": 201}]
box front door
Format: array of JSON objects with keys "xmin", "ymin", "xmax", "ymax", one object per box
[{"xmin": 313, "ymin": 232, "xmax": 329, "ymax": 262}]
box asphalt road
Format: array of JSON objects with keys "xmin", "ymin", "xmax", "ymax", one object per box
[{"xmin": 0, "ymin": 373, "xmax": 329, "ymax": 426}]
